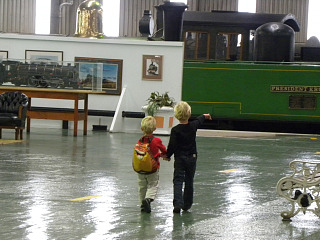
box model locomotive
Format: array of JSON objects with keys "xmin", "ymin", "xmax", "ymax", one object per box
[{"xmin": 0, "ymin": 60, "xmax": 80, "ymax": 89}]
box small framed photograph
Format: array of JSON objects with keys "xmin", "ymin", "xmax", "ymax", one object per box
[
  {"xmin": 75, "ymin": 57, "xmax": 123, "ymax": 95},
  {"xmin": 0, "ymin": 51, "xmax": 8, "ymax": 60},
  {"xmin": 25, "ymin": 50, "xmax": 63, "ymax": 64},
  {"xmin": 142, "ymin": 55, "xmax": 163, "ymax": 80}
]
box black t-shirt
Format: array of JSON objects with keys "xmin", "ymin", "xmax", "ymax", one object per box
[{"xmin": 166, "ymin": 115, "xmax": 205, "ymax": 158}]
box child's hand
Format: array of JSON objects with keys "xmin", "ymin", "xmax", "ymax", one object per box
[
  {"xmin": 204, "ymin": 113, "xmax": 212, "ymax": 120},
  {"xmin": 160, "ymin": 153, "xmax": 167, "ymax": 158},
  {"xmin": 161, "ymin": 153, "xmax": 170, "ymax": 161}
]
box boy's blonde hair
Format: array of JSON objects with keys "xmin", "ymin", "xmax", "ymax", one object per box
[
  {"xmin": 141, "ymin": 116, "xmax": 156, "ymax": 135},
  {"xmin": 174, "ymin": 101, "xmax": 191, "ymax": 121}
]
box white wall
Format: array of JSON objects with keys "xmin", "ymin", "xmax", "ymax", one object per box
[{"xmin": 0, "ymin": 33, "xmax": 184, "ymax": 134}]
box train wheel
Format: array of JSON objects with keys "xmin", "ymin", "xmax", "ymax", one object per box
[
  {"xmin": 50, "ymin": 82, "xmax": 59, "ymax": 88},
  {"xmin": 38, "ymin": 80, "xmax": 48, "ymax": 88}
]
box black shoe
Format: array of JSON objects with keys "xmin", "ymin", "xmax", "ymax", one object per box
[
  {"xmin": 173, "ymin": 207, "xmax": 181, "ymax": 213},
  {"xmin": 142, "ymin": 198, "xmax": 152, "ymax": 213}
]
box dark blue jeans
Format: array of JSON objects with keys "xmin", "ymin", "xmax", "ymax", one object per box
[{"xmin": 173, "ymin": 154, "xmax": 197, "ymax": 210}]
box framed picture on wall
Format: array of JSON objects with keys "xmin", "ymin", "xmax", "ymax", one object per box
[
  {"xmin": 0, "ymin": 51, "xmax": 8, "ymax": 60},
  {"xmin": 75, "ymin": 57, "xmax": 123, "ymax": 95},
  {"xmin": 25, "ymin": 50, "xmax": 63, "ymax": 63},
  {"xmin": 142, "ymin": 55, "xmax": 163, "ymax": 80}
]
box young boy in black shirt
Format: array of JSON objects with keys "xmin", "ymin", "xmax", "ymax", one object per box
[{"xmin": 165, "ymin": 101, "xmax": 212, "ymax": 213}]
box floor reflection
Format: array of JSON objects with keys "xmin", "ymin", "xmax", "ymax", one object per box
[
  {"xmin": 84, "ymin": 176, "xmax": 119, "ymax": 239},
  {"xmin": 222, "ymin": 153, "xmax": 255, "ymax": 214},
  {"xmin": 19, "ymin": 172, "xmax": 51, "ymax": 239},
  {"xmin": 2, "ymin": 130, "xmax": 320, "ymax": 239}
]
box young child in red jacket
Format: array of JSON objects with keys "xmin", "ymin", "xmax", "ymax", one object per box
[{"xmin": 137, "ymin": 116, "xmax": 168, "ymax": 213}]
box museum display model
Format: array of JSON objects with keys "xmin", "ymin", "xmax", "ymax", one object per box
[{"xmin": 0, "ymin": 59, "xmax": 103, "ymax": 92}]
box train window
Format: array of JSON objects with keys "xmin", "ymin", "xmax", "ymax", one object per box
[
  {"xmin": 197, "ymin": 33, "xmax": 209, "ymax": 59},
  {"xmin": 215, "ymin": 33, "xmax": 242, "ymax": 61},
  {"xmin": 184, "ymin": 32, "xmax": 209, "ymax": 60}
]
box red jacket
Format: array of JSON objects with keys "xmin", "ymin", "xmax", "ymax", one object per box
[{"xmin": 141, "ymin": 135, "xmax": 167, "ymax": 168}]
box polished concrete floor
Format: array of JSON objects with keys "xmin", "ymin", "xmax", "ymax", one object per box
[{"xmin": 1, "ymin": 128, "xmax": 320, "ymax": 240}]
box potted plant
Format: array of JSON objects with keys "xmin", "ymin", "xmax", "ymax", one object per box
[
  {"xmin": 146, "ymin": 91, "xmax": 175, "ymax": 116},
  {"xmin": 142, "ymin": 91, "xmax": 176, "ymax": 135}
]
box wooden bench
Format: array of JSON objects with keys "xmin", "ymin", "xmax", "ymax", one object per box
[{"xmin": 276, "ymin": 160, "xmax": 320, "ymax": 221}]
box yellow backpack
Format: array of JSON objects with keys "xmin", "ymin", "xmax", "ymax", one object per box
[{"xmin": 132, "ymin": 137, "xmax": 157, "ymax": 173}]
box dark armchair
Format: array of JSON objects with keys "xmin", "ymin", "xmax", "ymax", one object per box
[{"xmin": 0, "ymin": 91, "xmax": 28, "ymax": 140}]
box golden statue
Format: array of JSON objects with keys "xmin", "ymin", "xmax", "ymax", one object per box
[{"xmin": 74, "ymin": 0, "xmax": 104, "ymax": 38}]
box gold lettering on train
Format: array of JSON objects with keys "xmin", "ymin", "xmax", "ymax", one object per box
[{"xmin": 270, "ymin": 85, "xmax": 320, "ymax": 93}]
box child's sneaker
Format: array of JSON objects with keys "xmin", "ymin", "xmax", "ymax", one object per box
[
  {"xmin": 142, "ymin": 198, "xmax": 152, "ymax": 213},
  {"xmin": 182, "ymin": 205, "xmax": 191, "ymax": 212}
]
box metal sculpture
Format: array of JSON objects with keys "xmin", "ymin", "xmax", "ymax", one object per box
[{"xmin": 277, "ymin": 160, "xmax": 320, "ymax": 220}]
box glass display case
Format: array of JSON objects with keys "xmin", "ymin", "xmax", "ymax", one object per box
[{"xmin": 0, "ymin": 59, "xmax": 103, "ymax": 91}]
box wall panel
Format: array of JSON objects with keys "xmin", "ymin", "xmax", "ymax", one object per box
[
  {"xmin": 0, "ymin": 33, "xmax": 184, "ymax": 132},
  {"xmin": 0, "ymin": 0, "xmax": 35, "ymax": 34},
  {"xmin": 256, "ymin": 0, "xmax": 309, "ymax": 43},
  {"xmin": 187, "ymin": 0, "xmax": 238, "ymax": 11}
]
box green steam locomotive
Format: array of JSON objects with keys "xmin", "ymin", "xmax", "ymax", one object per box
[{"xmin": 178, "ymin": 9, "xmax": 320, "ymax": 133}]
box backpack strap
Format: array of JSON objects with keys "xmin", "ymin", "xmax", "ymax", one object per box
[{"xmin": 140, "ymin": 136, "xmax": 154, "ymax": 143}]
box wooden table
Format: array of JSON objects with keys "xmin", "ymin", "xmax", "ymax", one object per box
[{"xmin": 0, "ymin": 87, "xmax": 102, "ymax": 136}]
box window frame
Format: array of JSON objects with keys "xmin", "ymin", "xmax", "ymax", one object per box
[{"xmin": 184, "ymin": 31, "xmax": 210, "ymax": 60}]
